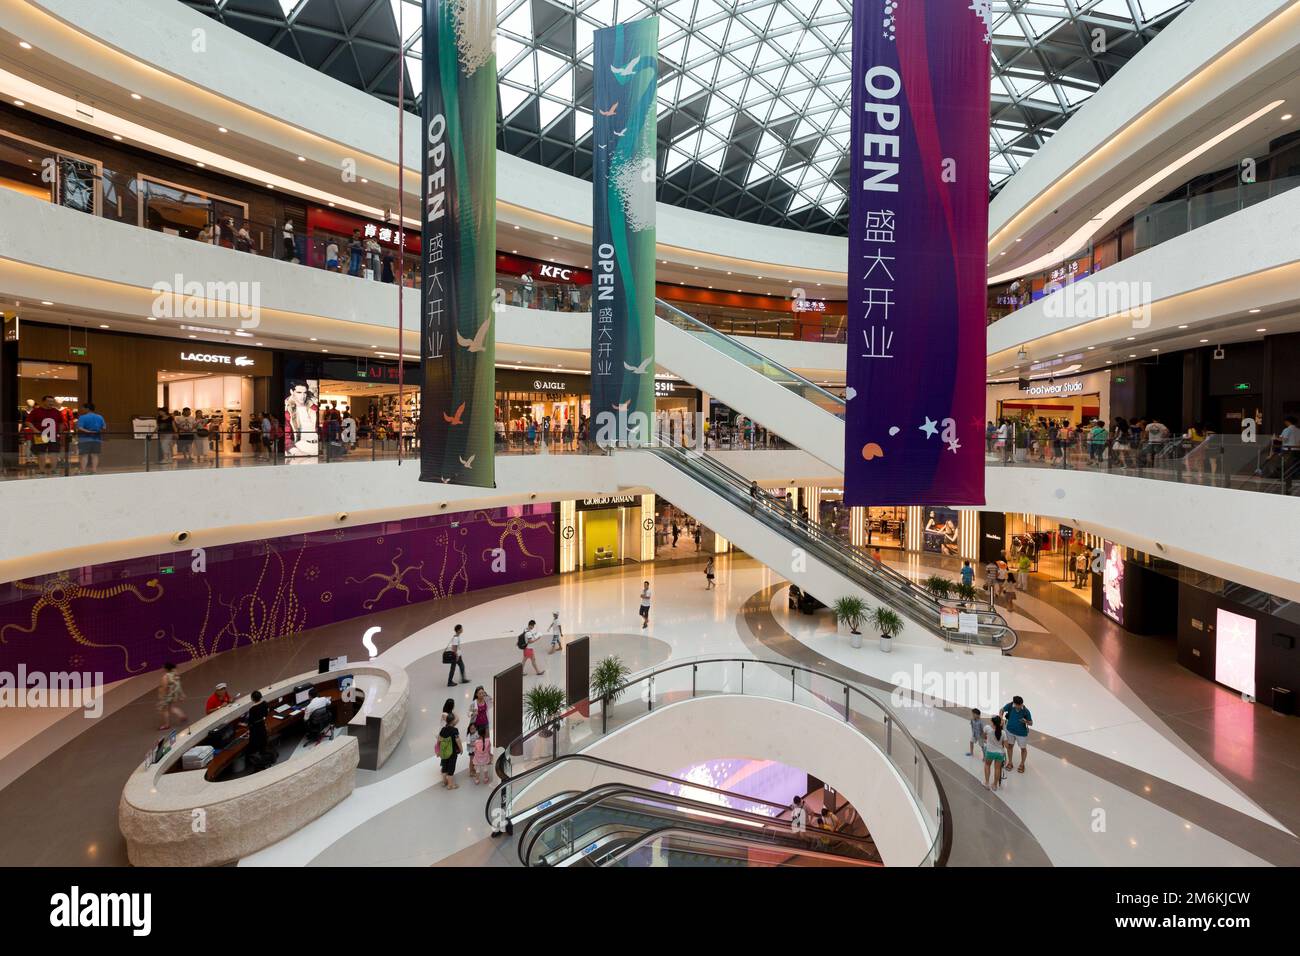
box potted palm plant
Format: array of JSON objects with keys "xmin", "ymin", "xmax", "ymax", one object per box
[
  {"xmin": 955, "ymin": 581, "xmax": 978, "ymax": 607},
  {"xmin": 870, "ymin": 606, "xmax": 903, "ymax": 653},
  {"xmin": 833, "ymin": 596, "xmax": 868, "ymax": 648},
  {"xmin": 590, "ymin": 655, "xmax": 631, "ymax": 711},
  {"xmin": 924, "ymin": 575, "xmax": 953, "ymax": 600},
  {"xmin": 523, "ymin": 684, "xmax": 566, "ymax": 738}
]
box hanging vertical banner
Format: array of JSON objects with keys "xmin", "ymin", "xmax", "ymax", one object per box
[
  {"xmin": 591, "ymin": 18, "xmax": 658, "ymax": 446},
  {"xmin": 844, "ymin": 0, "xmax": 991, "ymax": 506},
  {"xmin": 420, "ymin": 0, "xmax": 496, "ymax": 487}
]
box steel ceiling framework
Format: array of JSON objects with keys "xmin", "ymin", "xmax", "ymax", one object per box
[{"xmin": 182, "ymin": 0, "xmax": 1193, "ymax": 234}]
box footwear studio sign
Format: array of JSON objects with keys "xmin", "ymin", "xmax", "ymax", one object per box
[{"xmin": 1019, "ymin": 379, "xmax": 1084, "ymax": 397}]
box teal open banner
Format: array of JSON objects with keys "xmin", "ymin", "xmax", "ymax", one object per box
[
  {"xmin": 591, "ymin": 18, "xmax": 659, "ymax": 446},
  {"xmin": 420, "ymin": 0, "xmax": 496, "ymax": 487}
]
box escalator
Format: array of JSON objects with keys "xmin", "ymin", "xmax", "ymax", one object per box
[
  {"xmin": 517, "ymin": 783, "xmax": 881, "ymax": 868},
  {"xmin": 619, "ymin": 437, "xmax": 1016, "ymax": 651},
  {"xmin": 653, "ymin": 298, "xmax": 846, "ymax": 471}
]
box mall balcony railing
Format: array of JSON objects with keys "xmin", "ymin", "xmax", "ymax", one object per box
[
  {"xmin": 484, "ymin": 655, "xmax": 947, "ymax": 866},
  {"xmin": 0, "ymin": 424, "xmax": 619, "ymax": 480},
  {"xmin": 986, "ymin": 423, "xmax": 1300, "ymax": 496},
  {"xmin": 987, "ymin": 136, "xmax": 1300, "ymax": 327}
]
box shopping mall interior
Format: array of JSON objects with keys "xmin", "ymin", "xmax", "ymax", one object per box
[{"xmin": 1, "ymin": 0, "xmax": 1299, "ymax": 913}]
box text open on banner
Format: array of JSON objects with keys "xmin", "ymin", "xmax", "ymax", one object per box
[
  {"xmin": 591, "ymin": 18, "xmax": 659, "ymax": 447},
  {"xmin": 420, "ymin": 0, "xmax": 497, "ymax": 487},
  {"xmin": 844, "ymin": 0, "xmax": 991, "ymax": 506}
]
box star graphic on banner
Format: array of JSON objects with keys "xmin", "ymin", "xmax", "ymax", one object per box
[
  {"xmin": 947, "ymin": 439, "xmax": 962, "ymax": 454},
  {"xmin": 919, "ymin": 417, "xmax": 939, "ymax": 439}
]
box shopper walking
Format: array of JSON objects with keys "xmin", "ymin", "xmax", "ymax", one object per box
[
  {"xmin": 966, "ymin": 708, "xmax": 983, "ymax": 757},
  {"xmin": 175, "ymin": 407, "xmax": 195, "ymax": 462},
  {"xmin": 1073, "ymin": 549, "xmax": 1089, "ymax": 588},
  {"xmin": 437, "ymin": 712, "xmax": 461, "ymax": 789},
  {"xmin": 638, "ymin": 581, "xmax": 652, "ymax": 629},
  {"xmin": 1016, "ymin": 553, "xmax": 1031, "ymax": 590},
  {"xmin": 470, "ymin": 726, "xmax": 493, "ymax": 785},
  {"xmin": 470, "ymin": 685, "xmax": 491, "ymax": 739},
  {"xmin": 982, "ymin": 714, "xmax": 1006, "ymax": 791},
  {"xmin": 704, "ymin": 557, "xmax": 716, "ymax": 590},
  {"xmin": 445, "ymin": 624, "xmax": 468, "ymax": 686},
  {"xmin": 1000, "ymin": 696, "xmax": 1033, "ymax": 774},
  {"xmin": 518, "ymin": 620, "xmax": 544, "ymax": 675},
  {"xmin": 157, "ymin": 662, "xmax": 186, "ymax": 730},
  {"xmin": 546, "ymin": 611, "xmax": 564, "ymax": 655},
  {"xmin": 960, "ymin": 560, "xmax": 974, "ymax": 591},
  {"xmin": 984, "ymin": 560, "xmax": 997, "ymax": 598},
  {"xmin": 693, "ymin": 523, "xmax": 702, "ymax": 551}
]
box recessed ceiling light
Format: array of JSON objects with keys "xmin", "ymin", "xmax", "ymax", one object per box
[
  {"xmin": 1256, "ymin": 328, "xmax": 1266, "ymax": 332},
  {"xmin": 360, "ymin": 177, "xmax": 368, "ymax": 184},
  {"xmin": 1129, "ymin": 354, "xmax": 1136, "ymax": 357},
  {"xmin": 196, "ymin": 162, "xmax": 205, "ymax": 168},
  {"xmin": 1126, "ymin": 336, "xmax": 1135, "ymax": 341},
  {"xmin": 265, "ymin": 183, "xmax": 273, "ymax": 189},
  {"xmin": 112, "ymin": 134, "xmax": 122, "ymax": 141},
  {"xmin": 130, "ymin": 92, "xmax": 142, "ymax": 100},
  {"xmin": 322, "ymin": 349, "xmax": 328, "ymax": 352},
  {"xmin": 1178, "ymin": 324, "xmax": 1187, "ymax": 329},
  {"xmin": 1105, "ymin": 360, "xmax": 1112, "ymax": 364},
  {"xmin": 1015, "ymin": 238, "xmax": 1022, "ymax": 243},
  {"xmin": 19, "ymin": 41, "xmax": 32, "ymax": 50},
  {"xmin": 328, "ymin": 201, "xmax": 334, "ymax": 207},
  {"xmin": 147, "ymin": 316, "xmax": 157, "ymax": 321},
  {"xmin": 41, "ymin": 300, "xmax": 53, "ymax": 305},
  {"xmin": 1150, "ymin": 348, "xmax": 1159, "ymax": 352},
  {"xmin": 13, "ymin": 100, "xmax": 25, "ymax": 107},
  {"xmin": 1248, "ymin": 308, "xmax": 1261, "ymax": 313},
  {"xmin": 1283, "ymin": 114, "xmax": 1294, "ymax": 121},
  {"xmin": 99, "ymin": 324, "xmax": 110, "ymax": 329},
  {"xmin": 297, "ymin": 156, "xmax": 306, "ymax": 162},
  {"xmin": 999, "ymin": 252, "xmax": 1006, "ymax": 256},
  {"xmin": 1086, "ymin": 346, "xmax": 1094, "ymax": 350},
  {"xmin": 551, "ymin": 236, "xmax": 558, "ymax": 240},
  {"xmin": 310, "ymin": 337, "xmax": 317, "ymax": 341},
  {"xmin": 1199, "ymin": 339, "xmax": 1208, "ymax": 343},
  {"xmin": 693, "ymin": 266, "xmax": 698, "ymax": 270},
  {"xmin": 188, "ymin": 334, "xmax": 197, "ymax": 339},
  {"xmin": 513, "ymin": 225, "xmax": 519, "ymax": 230},
  {"xmin": 217, "ymin": 126, "xmax": 227, "ymax": 133}
]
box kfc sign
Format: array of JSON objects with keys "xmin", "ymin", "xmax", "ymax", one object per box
[{"xmin": 539, "ymin": 264, "xmax": 575, "ymax": 280}]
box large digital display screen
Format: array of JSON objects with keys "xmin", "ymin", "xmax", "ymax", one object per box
[
  {"xmin": 1215, "ymin": 608, "xmax": 1257, "ymax": 698},
  {"xmin": 1101, "ymin": 541, "xmax": 1124, "ymax": 625}
]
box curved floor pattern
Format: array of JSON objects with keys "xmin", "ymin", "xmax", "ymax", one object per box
[{"xmin": 742, "ymin": 581, "xmax": 1294, "ymax": 866}]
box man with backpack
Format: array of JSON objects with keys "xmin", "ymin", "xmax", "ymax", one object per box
[{"xmin": 518, "ymin": 620, "xmax": 544, "ymax": 675}]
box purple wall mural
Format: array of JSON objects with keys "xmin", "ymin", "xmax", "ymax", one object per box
[{"xmin": 0, "ymin": 505, "xmax": 556, "ymax": 683}]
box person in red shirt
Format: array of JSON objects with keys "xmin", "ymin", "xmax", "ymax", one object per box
[
  {"xmin": 27, "ymin": 395, "xmax": 63, "ymax": 475},
  {"xmin": 205, "ymin": 682, "xmax": 234, "ymax": 714}
]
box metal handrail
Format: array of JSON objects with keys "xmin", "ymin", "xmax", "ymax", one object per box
[
  {"xmin": 487, "ymin": 654, "xmax": 948, "ymax": 866},
  {"xmin": 518, "ymin": 782, "xmax": 881, "ymax": 867},
  {"xmin": 654, "ymin": 297, "xmax": 846, "ymax": 411},
  {"xmin": 606, "ymin": 826, "xmax": 881, "ymax": 867},
  {"xmin": 633, "ymin": 436, "xmax": 1016, "ymax": 650}
]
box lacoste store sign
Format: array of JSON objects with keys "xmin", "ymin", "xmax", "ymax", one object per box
[{"xmin": 180, "ymin": 351, "xmax": 255, "ymax": 367}]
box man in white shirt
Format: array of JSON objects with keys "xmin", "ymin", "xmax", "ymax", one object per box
[
  {"xmin": 1281, "ymin": 416, "xmax": 1299, "ymax": 493},
  {"xmin": 546, "ymin": 612, "xmax": 564, "ymax": 655},
  {"xmin": 639, "ymin": 582, "xmax": 652, "ymax": 629},
  {"xmin": 446, "ymin": 623, "xmax": 467, "ymax": 686}
]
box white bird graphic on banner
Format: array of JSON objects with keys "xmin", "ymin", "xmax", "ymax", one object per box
[
  {"xmin": 459, "ymin": 454, "xmax": 476, "ymax": 469},
  {"xmin": 456, "ymin": 319, "xmax": 490, "ymax": 352},
  {"xmin": 610, "ymin": 57, "xmax": 644, "ymax": 77},
  {"xmin": 613, "ymin": 128, "xmax": 627, "ymax": 137},
  {"xmin": 623, "ymin": 356, "xmax": 653, "ymax": 374}
]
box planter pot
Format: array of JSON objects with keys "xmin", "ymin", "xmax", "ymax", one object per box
[
  {"xmin": 849, "ymin": 630, "xmax": 863, "ymax": 649},
  {"xmin": 878, "ymin": 634, "xmax": 894, "ymax": 653}
]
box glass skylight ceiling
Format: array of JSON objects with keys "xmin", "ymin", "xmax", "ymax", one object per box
[{"xmin": 184, "ymin": 0, "xmax": 1193, "ymax": 234}]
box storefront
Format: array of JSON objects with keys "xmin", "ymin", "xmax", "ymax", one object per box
[
  {"xmin": 495, "ymin": 368, "xmax": 589, "ymax": 447},
  {"xmin": 988, "ymin": 368, "xmax": 1109, "ymax": 429},
  {"xmin": 569, "ymin": 494, "xmax": 655, "ymax": 570},
  {"xmin": 12, "ymin": 323, "xmax": 273, "ymax": 426},
  {"xmin": 316, "ymin": 356, "xmax": 421, "ymax": 427},
  {"xmin": 496, "ymin": 253, "xmax": 591, "ymax": 311},
  {"xmin": 654, "ymin": 377, "xmax": 700, "ymax": 442},
  {"xmin": 306, "ymin": 205, "xmax": 421, "ymax": 284}
]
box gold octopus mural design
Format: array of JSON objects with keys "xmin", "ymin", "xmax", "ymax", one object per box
[
  {"xmin": 416, "ymin": 527, "xmax": 471, "ymax": 599},
  {"xmin": 1, "ymin": 574, "xmax": 164, "ymax": 673},
  {"xmin": 475, "ymin": 510, "xmax": 554, "ymax": 575}
]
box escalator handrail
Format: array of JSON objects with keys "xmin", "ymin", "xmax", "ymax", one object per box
[
  {"xmin": 606, "ymin": 825, "xmax": 883, "ymax": 867},
  {"xmin": 484, "ymin": 751, "xmax": 794, "ymax": 829},
  {"xmin": 637, "ymin": 438, "xmax": 1017, "ymax": 649},
  {"xmin": 519, "ymin": 782, "xmax": 880, "ymax": 867},
  {"xmin": 655, "ymin": 297, "xmax": 846, "ymax": 410},
  {"xmin": 487, "ymin": 656, "xmax": 947, "ymax": 866}
]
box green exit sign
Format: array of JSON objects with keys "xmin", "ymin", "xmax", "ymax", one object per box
[
  {"xmin": 69, "ymin": 346, "xmax": 86, "ymax": 356},
  {"xmin": 357, "ymin": 370, "xmax": 368, "ymax": 378},
  {"xmin": 1234, "ymin": 383, "xmax": 1251, "ymax": 391},
  {"xmin": 159, "ymin": 567, "xmax": 175, "ymax": 575},
  {"xmin": 1114, "ymin": 376, "xmax": 1126, "ymax": 384}
]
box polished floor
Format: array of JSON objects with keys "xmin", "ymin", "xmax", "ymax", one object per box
[{"xmin": 0, "ymin": 553, "xmax": 1296, "ymax": 867}]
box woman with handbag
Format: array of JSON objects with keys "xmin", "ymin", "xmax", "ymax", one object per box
[{"xmin": 445, "ymin": 624, "xmax": 468, "ymax": 687}]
